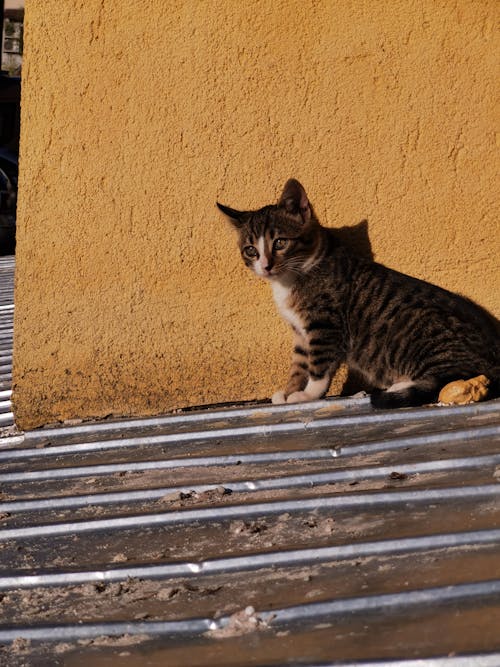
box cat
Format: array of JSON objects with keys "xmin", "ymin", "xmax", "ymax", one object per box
[{"xmin": 217, "ymin": 179, "xmax": 499, "ymax": 408}]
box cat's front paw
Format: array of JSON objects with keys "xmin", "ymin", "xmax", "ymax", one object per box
[
  {"xmin": 286, "ymin": 391, "xmax": 313, "ymax": 404},
  {"xmin": 271, "ymin": 390, "xmax": 287, "ymax": 405}
]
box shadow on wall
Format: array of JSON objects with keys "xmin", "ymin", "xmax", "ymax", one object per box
[
  {"xmin": 330, "ymin": 218, "xmax": 376, "ymax": 396},
  {"xmin": 331, "ymin": 218, "xmax": 373, "ymax": 262}
]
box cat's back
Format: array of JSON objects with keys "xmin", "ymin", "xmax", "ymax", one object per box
[
  {"xmin": 309, "ymin": 236, "xmax": 498, "ymax": 359},
  {"xmin": 361, "ymin": 258, "xmax": 498, "ymax": 339}
]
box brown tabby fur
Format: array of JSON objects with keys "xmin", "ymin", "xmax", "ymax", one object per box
[{"xmin": 217, "ymin": 179, "xmax": 499, "ymax": 408}]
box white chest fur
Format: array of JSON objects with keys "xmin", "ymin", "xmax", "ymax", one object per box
[{"xmin": 271, "ymin": 282, "xmax": 305, "ymax": 336}]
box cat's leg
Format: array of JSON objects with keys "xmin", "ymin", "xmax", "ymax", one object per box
[
  {"xmin": 271, "ymin": 333, "xmax": 309, "ymax": 404},
  {"xmin": 286, "ymin": 325, "xmax": 342, "ymax": 403}
]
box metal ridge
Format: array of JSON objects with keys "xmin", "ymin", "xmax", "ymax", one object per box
[
  {"xmin": 22, "ymin": 398, "xmax": 500, "ymax": 444},
  {"xmin": 23, "ymin": 396, "xmax": 371, "ymax": 441},
  {"xmin": 0, "ymin": 579, "xmax": 499, "ymax": 642},
  {"xmin": 314, "ymin": 657, "xmax": 500, "ymax": 667},
  {"xmin": 0, "ymin": 412, "xmax": 14, "ymax": 425},
  {"xmin": 2, "ymin": 452, "xmax": 500, "ymax": 513},
  {"xmin": 4, "ymin": 408, "xmax": 500, "ymax": 462},
  {"xmin": 1, "ymin": 528, "xmax": 499, "ymax": 590},
  {"xmin": 1, "ymin": 484, "xmax": 499, "ymax": 541},
  {"xmin": 1, "ymin": 424, "xmax": 498, "ymax": 478},
  {"xmin": 0, "ymin": 447, "xmax": 337, "ymax": 481}
]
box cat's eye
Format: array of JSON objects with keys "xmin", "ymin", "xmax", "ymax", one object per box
[
  {"xmin": 243, "ymin": 245, "xmax": 258, "ymax": 258},
  {"xmin": 274, "ymin": 238, "xmax": 288, "ymax": 251}
]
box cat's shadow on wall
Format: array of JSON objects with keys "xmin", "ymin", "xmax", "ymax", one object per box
[
  {"xmin": 329, "ymin": 218, "xmax": 374, "ymax": 262},
  {"xmin": 328, "ymin": 219, "xmax": 375, "ymax": 394}
]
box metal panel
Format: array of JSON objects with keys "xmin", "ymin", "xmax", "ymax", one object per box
[
  {"xmin": 0, "ymin": 257, "xmax": 13, "ymax": 437},
  {"xmin": 0, "ymin": 255, "xmax": 499, "ymax": 667}
]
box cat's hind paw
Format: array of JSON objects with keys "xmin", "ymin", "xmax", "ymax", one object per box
[{"xmin": 271, "ymin": 390, "xmax": 287, "ymax": 405}]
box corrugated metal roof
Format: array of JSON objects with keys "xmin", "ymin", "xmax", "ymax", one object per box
[
  {"xmin": 1, "ymin": 255, "xmax": 499, "ymax": 666},
  {"xmin": 0, "ymin": 256, "xmax": 14, "ymax": 434}
]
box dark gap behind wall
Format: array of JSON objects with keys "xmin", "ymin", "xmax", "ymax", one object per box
[{"xmin": 0, "ymin": 0, "xmax": 22, "ymax": 255}]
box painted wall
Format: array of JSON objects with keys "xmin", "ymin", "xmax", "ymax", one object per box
[{"xmin": 13, "ymin": 0, "xmax": 499, "ymax": 429}]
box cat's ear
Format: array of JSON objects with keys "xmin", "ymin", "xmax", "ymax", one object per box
[
  {"xmin": 279, "ymin": 179, "xmax": 311, "ymax": 224},
  {"xmin": 216, "ymin": 202, "xmax": 246, "ymax": 228}
]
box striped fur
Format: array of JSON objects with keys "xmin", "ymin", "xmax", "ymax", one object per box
[{"xmin": 217, "ymin": 180, "xmax": 499, "ymax": 408}]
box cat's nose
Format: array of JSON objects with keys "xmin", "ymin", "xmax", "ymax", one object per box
[{"xmin": 264, "ymin": 259, "xmax": 274, "ymax": 271}]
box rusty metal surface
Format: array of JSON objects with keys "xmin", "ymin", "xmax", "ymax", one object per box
[{"xmin": 1, "ymin": 255, "xmax": 500, "ymax": 666}]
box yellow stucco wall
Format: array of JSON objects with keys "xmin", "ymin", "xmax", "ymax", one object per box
[{"xmin": 13, "ymin": 0, "xmax": 499, "ymax": 429}]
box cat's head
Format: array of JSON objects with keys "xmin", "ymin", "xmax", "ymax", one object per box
[{"xmin": 217, "ymin": 179, "xmax": 321, "ymax": 280}]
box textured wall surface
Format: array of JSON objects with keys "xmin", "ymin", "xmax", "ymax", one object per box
[{"xmin": 13, "ymin": 0, "xmax": 499, "ymax": 429}]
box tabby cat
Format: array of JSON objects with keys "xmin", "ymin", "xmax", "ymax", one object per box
[{"xmin": 217, "ymin": 179, "xmax": 499, "ymax": 408}]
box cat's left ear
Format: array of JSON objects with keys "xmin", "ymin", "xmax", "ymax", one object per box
[
  {"xmin": 279, "ymin": 179, "xmax": 311, "ymax": 224},
  {"xmin": 216, "ymin": 202, "xmax": 246, "ymax": 228}
]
